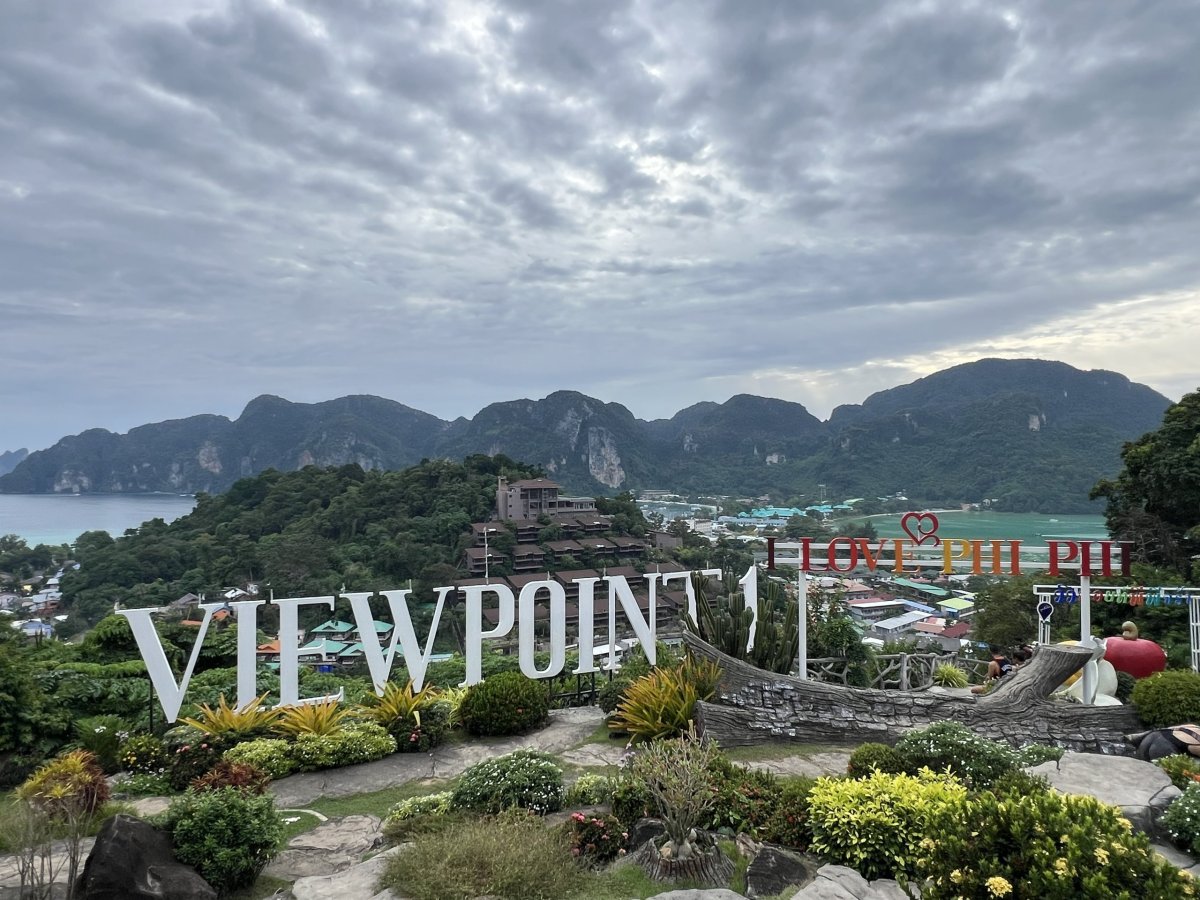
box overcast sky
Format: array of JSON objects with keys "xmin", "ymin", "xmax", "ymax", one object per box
[{"xmin": 3, "ymin": 0, "xmax": 1199, "ymax": 452}]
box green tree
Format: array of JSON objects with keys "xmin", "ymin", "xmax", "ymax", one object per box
[
  {"xmin": 1092, "ymin": 389, "xmax": 1200, "ymax": 578},
  {"xmin": 971, "ymin": 576, "xmax": 1039, "ymax": 649}
]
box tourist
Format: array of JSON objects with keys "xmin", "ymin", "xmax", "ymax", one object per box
[{"xmin": 971, "ymin": 646, "xmax": 1014, "ymax": 694}]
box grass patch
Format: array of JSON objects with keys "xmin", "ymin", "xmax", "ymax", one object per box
[
  {"xmin": 277, "ymin": 809, "xmax": 326, "ymax": 843},
  {"xmin": 308, "ymin": 779, "xmax": 451, "ymax": 823},
  {"xmin": 721, "ymin": 838, "xmax": 749, "ymax": 895},
  {"xmin": 380, "ymin": 815, "xmax": 587, "ymax": 900},
  {"xmin": 578, "ymin": 718, "xmax": 622, "ymax": 746}
]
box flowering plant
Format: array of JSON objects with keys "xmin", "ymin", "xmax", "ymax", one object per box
[{"xmin": 563, "ymin": 812, "xmax": 626, "ymax": 864}]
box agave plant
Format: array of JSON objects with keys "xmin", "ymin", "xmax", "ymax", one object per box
[
  {"xmin": 931, "ymin": 663, "xmax": 969, "ymax": 688},
  {"xmin": 437, "ymin": 686, "xmax": 469, "ymax": 728},
  {"xmin": 180, "ymin": 694, "xmax": 282, "ymax": 740},
  {"xmin": 356, "ymin": 680, "xmax": 432, "ymax": 731},
  {"xmin": 608, "ymin": 657, "xmax": 721, "ymax": 743},
  {"xmin": 273, "ymin": 697, "xmax": 351, "ymax": 737}
]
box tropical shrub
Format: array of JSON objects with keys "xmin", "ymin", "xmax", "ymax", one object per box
[
  {"xmin": 357, "ymin": 681, "xmax": 450, "ymax": 751},
  {"xmin": 931, "ymin": 663, "xmax": 969, "ymax": 688},
  {"xmin": 894, "ymin": 721, "xmax": 1018, "ymax": 788},
  {"xmin": 608, "ymin": 659, "xmax": 720, "ymax": 742},
  {"xmin": 921, "ymin": 787, "xmax": 1192, "ymax": 899},
  {"xmin": 988, "ymin": 769, "xmax": 1052, "ymax": 801},
  {"xmin": 273, "ymin": 698, "xmax": 351, "ymax": 737},
  {"xmin": 609, "ymin": 773, "xmax": 654, "ymax": 827},
  {"xmin": 458, "ymin": 671, "xmax": 550, "ymax": 737},
  {"xmin": 161, "ymin": 787, "xmax": 284, "ymax": 896},
  {"xmin": 191, "ymin": 760, "xmax": 270, "ymax": 796},
  {"xmin": 703, "ymin": 756, "xmax": 780, "ymax": 837},
  {"xmin": 563, "ymin": 773, "xmax": 614, "ymax": 808},
  {"xmin": 114, "ymin": 772, "xmax": 173, "ymax": 797},
  {"xmin": 1014, "ymin": 743, "xmax": 1065, "ymax": 767},
  {"xmin": 761, "ymin": 777, "xmax": 816, "ymax": 850},
  {"xmin": 436, "ymin": 686, "xmax": 468, "ymax": 728},
  {"xmin": 1164, "ymin": 781, "xmax": 1200, "ymax": 855},
  {"xmin": 12, "ymin": 750, "xmax": 115, "ymax": 897},
  {"xmin": 597, "ymin": 676, "xmax": 632, "ymax": 714},
  {"xmin": 382, "ymin": 791, "xmax": 455, "ymax": 842},
  {"xmin": 807, "ymin": 769, "xmax": 967, "ymax": 881},
  {"xmin": 291, "ymin": 722, "xmax": 396, "ymax": 771},
  {"xmin": 629, "ymin": 724, "xmax": 721, "ymax": 851},
  {"xmin": 223, "ymin": 738, "xmax": 298, "ymax": 780},
  {"xmin": 398, "ymin": 701, "xmax": 451, "ymax": 752},
  {"xmin": 451, "ymin": 749, "xmax": 564, "ymax": 815},
  {"xmin": 119, "ymin": 733, "xmax": 167, "ymax": 775},
  {"xmin": 72, "ymin": 715, "xmax": 130, "ymax": 773},
  {"xmin": 180, "ymin": 694, "xmax": 281, "ymax": 742},
  {"xmin": 1156, "ymin": 754, "xmax": 1200, "ymax": 791},
  {"xmin": 563, "ymin": 812, "xmax": 626, "ymax": 864},
  {"xmin": 167, "ymin": 738, "xmax": 227, "ymax": 792},
  {"xmin": 1131, "ymin": 670, "xmax": 1200, "ymax": 728},
  {"xmin": 846, "ymin": 742, "xmax": 905, "ymax": 777},
  {"xmin": 17, "ymin": 750, "xmax": 111, "ymax": 819}
]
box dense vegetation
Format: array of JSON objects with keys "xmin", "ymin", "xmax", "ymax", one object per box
[
  {"xmin": 1093, "ymin": 387, "xmax": 1200, "ymax": 579},
  {"xmin": 55, "ymin": 455, "xmax": 544, "ymax": 629}
]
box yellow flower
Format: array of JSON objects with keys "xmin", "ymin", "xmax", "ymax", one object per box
[
  {"xmin": 950, "ymin": 869, "xmax": 964, "ymax": 884},
  {"xmin": 1054, "ymin": 858, "xmax": 1071, "ymax": 876},
  {"xmin": 985, "ymin": 876, "xmax": 1013, "ymax": 897},
  {"xmin": 1094, "ymin": 847, "xmax": 1109, "ymax": 865},
  {"xmin": 1118, "ymin": 818, "xmax": 1133, "ymax": 831},
  {"xmin": 919, "ymin": 838, "xmax": 936, "ymax": 851}
]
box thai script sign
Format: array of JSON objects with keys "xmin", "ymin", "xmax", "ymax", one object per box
[
  {"xmin": 118, "ymin": 566, "xmax": 751, "ymax": 722},
  {"xmin": 1034, "ymin": 584, "xmax": 1200, "ymax": 607}
]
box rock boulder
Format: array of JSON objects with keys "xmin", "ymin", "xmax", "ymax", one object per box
[
  {"xmin": 76, "ymin": 814, "xmax": 215, "ymax": 900},
  {"xmin": 1026, "ymin": 751, "xmax": 1181, "ymax": 836}
]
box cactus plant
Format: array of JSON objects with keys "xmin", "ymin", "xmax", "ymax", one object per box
[{"xmin": 685, "ymin": 574, "xmax": 799, "ymax": 674}]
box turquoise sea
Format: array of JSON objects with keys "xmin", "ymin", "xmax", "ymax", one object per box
[
  {"xmin": 855, "ymin": 509, "xmax": 1109, "ymax": 546},
  {"xmin": 0, "ymin": 493, "xmax": 198, "ymax": 545}
]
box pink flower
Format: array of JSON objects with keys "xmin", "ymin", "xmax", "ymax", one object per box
[{"xmin": 571, "ymin": 812, "xmax": 585, "ymax": 822}]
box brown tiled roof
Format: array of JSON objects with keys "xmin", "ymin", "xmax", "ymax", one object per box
[{"xmin": 464, "ymin": 547, "xmax": 504, "ymax": 560}]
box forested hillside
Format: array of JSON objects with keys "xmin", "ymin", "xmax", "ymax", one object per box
[
  {"xmin": 58, "ymin": 456, "xmax": 543, "ymax": 628},
  {"xmin": 1, "ymin": 359, "xmax": 1174, "ymax": 511}
]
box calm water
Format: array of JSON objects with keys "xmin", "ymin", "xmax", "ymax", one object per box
[
  {"xmin": 0, "ymin": 494, "xmax": 198, "ymax": 545},
  {"xmin": 855, "ymin": 509, "xmax": 1109, "ymax": 545}
]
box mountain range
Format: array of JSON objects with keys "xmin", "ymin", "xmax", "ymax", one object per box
[{"xmin": 0, "ymin": 359, "xmax": 1172, "ymax": 512}]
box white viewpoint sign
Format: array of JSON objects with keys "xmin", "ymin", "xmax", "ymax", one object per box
[{"xmin": 118, "ymin": 566, "xmax": 755, "ymax": 722}]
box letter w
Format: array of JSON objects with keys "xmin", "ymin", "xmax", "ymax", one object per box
[{"xmin": 346, "ymin": 589, "xmax": 450, "ymax": 694}]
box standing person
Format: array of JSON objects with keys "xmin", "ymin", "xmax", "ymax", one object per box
[{"xmin": 971, "ymin": 646, "xmax": 1013, "ymax": 694}]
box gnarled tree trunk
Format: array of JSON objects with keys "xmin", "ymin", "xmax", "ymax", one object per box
[
  {"xmin": 686, "ymin": 633, "xmax": 1142, "ymax": 754},
  {"xmin": 633, "ymin": 838, "xmax": 734, "ymax": 886}
]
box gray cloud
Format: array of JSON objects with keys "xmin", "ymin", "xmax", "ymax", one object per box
[{"xmin": 1, "ymin": 0, "xmax": 1198, "ymax": 452}]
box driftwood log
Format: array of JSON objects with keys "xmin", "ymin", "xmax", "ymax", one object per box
[{"xmin": 686, "ymin": 633, "xmax": 1143, "ymax": 754}]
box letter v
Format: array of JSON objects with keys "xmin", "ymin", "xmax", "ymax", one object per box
[
  {"xmin": 346, "ymin": 589, "xmax": 450, "ymax": 694},
  {"xmin": 118, "ymin": 602, "xmax": 220, "ymax": 723},
  {"xmin": 855, "ymin": 539, "xmax": 887, "ymax": 572}
]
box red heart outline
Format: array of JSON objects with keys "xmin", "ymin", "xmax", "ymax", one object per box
[{"xmin": 900, "ymin": 512, "xmax": 940, "ymax": 546}]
